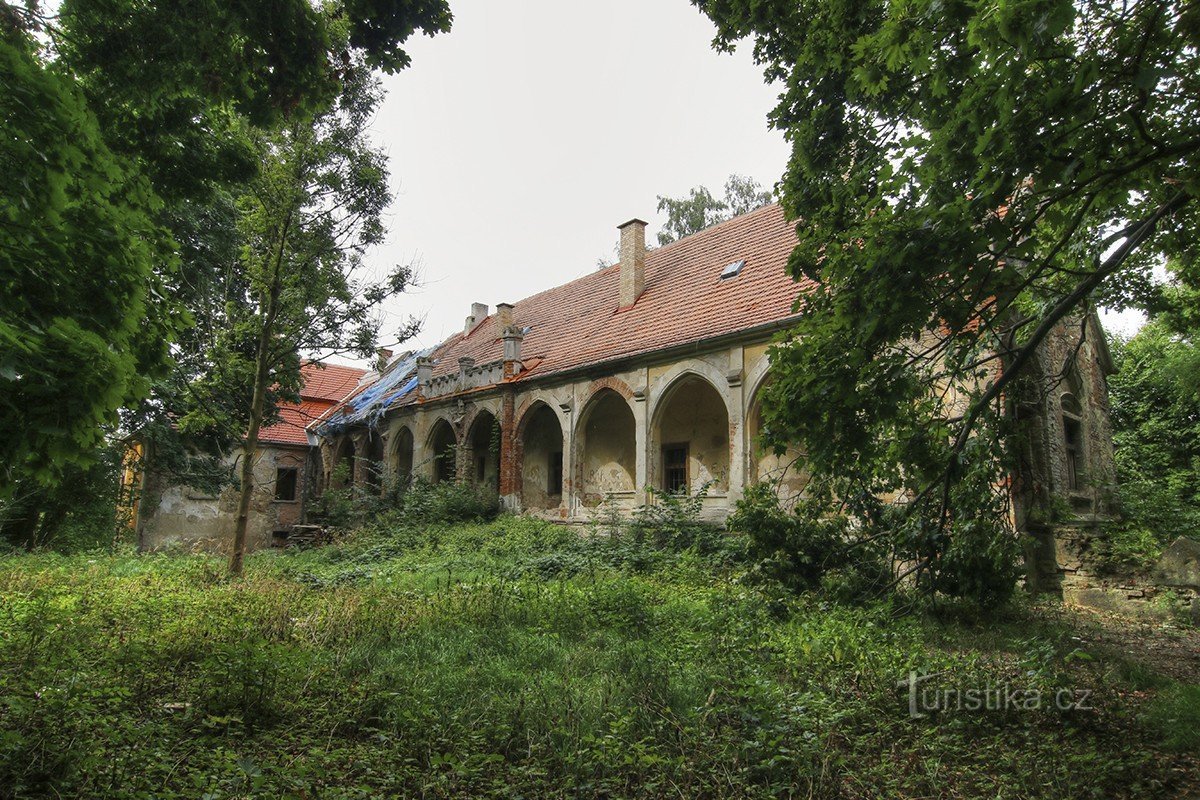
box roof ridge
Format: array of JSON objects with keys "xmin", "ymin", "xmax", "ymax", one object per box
[{"xmin": 648, "ymin": 201, "xmax": 782, "ymax": 257}]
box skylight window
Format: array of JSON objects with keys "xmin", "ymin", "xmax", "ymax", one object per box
[{"xmin": 720, "ymin": 260, "xmax": 746, "ymax": 279}]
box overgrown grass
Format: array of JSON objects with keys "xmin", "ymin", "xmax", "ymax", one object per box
[{"xmin": 0, "ymin": 517, "xmax": 1194, "ymax": 798}]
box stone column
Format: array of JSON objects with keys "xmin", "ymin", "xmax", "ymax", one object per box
[
  {"xmin": 634, "ymin": 368, "xmax": 649, "ymax": 505},
  {"xmin": 350, "ymin": 430, "xmax": 370, "ymax": 487},
  {"xmin": 726, "ymin": 346, "xmax": 747, "ymax": 503}
]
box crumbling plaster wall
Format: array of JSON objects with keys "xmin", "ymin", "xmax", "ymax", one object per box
[{"xmin": 138, "ymin": 445, "xmax": 306, "ymax": 553}]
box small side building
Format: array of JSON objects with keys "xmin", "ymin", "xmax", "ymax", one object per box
[{"xmin": 130, "ymin": 362, "xmax": 365, "ymax": 552}]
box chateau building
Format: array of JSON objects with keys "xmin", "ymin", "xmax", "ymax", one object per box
[{"xmin": 312, "ymin": 204, "xmax": 1118, "ymax": 541}]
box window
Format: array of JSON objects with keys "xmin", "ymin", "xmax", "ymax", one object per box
[
  {"xmin": 662, "ymin": 444, "xmax": 689, "ymax": 494},
  {"xmin": 1061, "ymin": 392, "xmax": 1085, "ymax": 492},
  {"xmin": 275, "ymin": 467, "xmax": 298, "ymax": 502},
  {"xmin": 1064, "ymin": 417, "xmax": 1083, "ymax": 491},
  {"xmin": 548, "ymin": 451, "xmax": 563, "ymax": 495},
  {"xmin": 477, "ymin": 455, "xmax": 487, "ymax": 482},
  {"xmin": 720, "ymin": 260, "xmax": 745, "ymax": 279}
]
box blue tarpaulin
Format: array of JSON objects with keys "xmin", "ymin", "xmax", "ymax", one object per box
[{"xmin": 316, "ymin": 347, "xmax": 433, "ymax": 435}]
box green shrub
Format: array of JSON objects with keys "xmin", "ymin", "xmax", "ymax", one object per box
[
  {"xmin": 399, "ymin": 477, "xmax": 500, "ymax": 525},
  {"xmin": 311, "ymin": 468, "xmax": 501, "ymax": 532},
  {"xmin": 1147, "ymin": 683, "xmax": 1200, "ymax": 752},
  {"xmin": 727, "ymin": 483, "xmax": 888, "ymax": 601}
]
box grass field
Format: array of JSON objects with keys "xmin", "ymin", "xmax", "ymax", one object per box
[{"xmin": 0, "ymin": 516, "xmax": 1196, "ymax": 798}]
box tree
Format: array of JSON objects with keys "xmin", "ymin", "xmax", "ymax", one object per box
[
  {"xmin": 656, "ymin": 174, "xmax": 773, "ymax": 245},
  {"xmin": 224, "ymin": 54, "xmax": 419, "ymax": 575},
  {"xmin": 694, "ymin": 0, "xmax": 1199, "ymax": 600},
  {"xmin": 0, "ymin": 27, "xmax": 177, "ymax": 499},
  {"xmin": 1108, "ymin": 320, "xmax": 1200, "ymax": 545},
  {"xmin": 0, "ymin": 0, "xmax": 449, "ymax": 544}
]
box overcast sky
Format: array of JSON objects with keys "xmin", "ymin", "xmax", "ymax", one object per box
[
  {"xmin": 356, "ymin": 0, "xmax": 791, "ymax": 360},
  {"xmin": 347, "ymin": 0, "xmax": 1142, "ymax": 365}
]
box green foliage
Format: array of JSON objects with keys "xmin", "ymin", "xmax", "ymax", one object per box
[
  {"xmin": 0, "ymin": 31, "xmax": 177, "ymax": 491},
  {"xmin": 728, "ymin": 483, "xmax": 889, "ymax": 601},
  {"xmin": 655, "ymin": 174, "xmax": 773, "ymax": 245},
  {"xmin": 1, "ymin": 0, "xmax": 450, "ymax": 527},
  {"xmin": 0, "ymin": 524, "xmax": 1188, "ymax": 798},
  {"xmin": 1147, "ymin": 683, "xmax": 1200, "ymax": 752},
  {"xmin": 693, "ymin": 0, "xmax": 1200, "ymax": 605},
  {"xmin": 311, "ymin": 472, "xmax": 501, "ymax": 532},
  {"xmin": 1108, "ymin": 321, "xmax": 1200, "ymax": 550}
]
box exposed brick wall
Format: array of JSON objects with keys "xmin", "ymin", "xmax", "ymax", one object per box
[
  {"xmin": 582, "ymin": 376, "xmax": 634, "ymax": 405},
  {"xmin": 499, "ymin": 390, "xmax": 518, "ymax": 498}
]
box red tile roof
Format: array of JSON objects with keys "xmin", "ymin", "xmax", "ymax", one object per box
[
  {"xmin": 261, "ymin": 362, "xmax": 365, "ymax": 446},
  {"xmin": 424, "ymin": 203, "xmax": 808, "ymax": 382},
  {"xmin": 323, "ymin": 204, "xmax": 809, "ymax": 424},
  {"xmin": 299, "ymin": 362, "xmax": 367, "ymax": 403}
]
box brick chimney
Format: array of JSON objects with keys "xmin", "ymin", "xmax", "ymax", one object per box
[
  {"xmin": 618, "ymin": 218, "xmax": 647, "ymax": 309},
  {"xmin": 496, "ymin": 302, "xmax": 514, "ymax": 328},
  {"xmin": 416, "ymin": 356, "xmax": 434, "ymax": 387},
  {"xmin": 501, "ymin": 325, "xmax": 524, "ymax": 379},
  {"xmin": 464, "ymin": 302, "xmax": 489, "ymax": 335}
]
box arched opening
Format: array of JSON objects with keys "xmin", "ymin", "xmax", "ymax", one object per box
[
  {"xmin": 466, "ymin": 411, "xmax": 500, "ymax": 491},
  {"xmin": 330, "ymin": 436, "xmax": 355, "ymax": 489},
  {"xmin": 390, "ymin": 425, "xmax": 415, "ymax": 488},
  {"xmin": 363, "ymin": 431, "xmax": 385, "ymax": 491},
  {"xmin": 428, "ymin": 419, "xmax": 458, "ymax": 484},
  {"xmin": 651, "ymin": 374, "xmax": 729, "ymax": 495},
  {"xmin": 576, "ymin": 389, "xmax": 636, "ymax": 507},
  {"xmin": 746, "ymin": 379, "xmax": 809, "ymax": 505},
  {"xmin": 519, "ymin": 402, "xmax": 564, "ymax": 512}
]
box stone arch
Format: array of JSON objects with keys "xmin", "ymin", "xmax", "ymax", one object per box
[
  {"xmin": 426, "ymin": 417, "xmax": 458, "ymax": 483},
  {"xmin": 465, "ymin": 409, "xmax": 501, "ymax": 490},
  {"xmin": 460, "ymin": 398, "xmax": 503, "ymax": 443},
  {"xmin": 745, "ymin": 374, "xmax": 809, "ymax": 505},
  {"xmin": 516, "ymin": 400, "xmax": 566, "ymax": 512},
  {"xmin": 389, "ymin": 423, "xmax": 415, "ymax": 487},
  {"xmin": 649, "ymin": 371, "xmax": 731, "ymax": 495},
  {"xmin": 646, "ymin": 360, "xmax": 733, "ymax": 424},
  {"xmin": 330, "ymin": 435, "xmax": 355, "ymax": 489},
  {"xmin": 575, "ymin": 387, "xmax": 637, "ymax": 508},
  {"xmin": 581, "ymin": 375, "xmax": 635, "ymax": 406}
]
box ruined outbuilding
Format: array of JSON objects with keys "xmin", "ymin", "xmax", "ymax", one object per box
[{"xmin": 131, "ymin": 362, "xmax": 365, "ymax": 552}]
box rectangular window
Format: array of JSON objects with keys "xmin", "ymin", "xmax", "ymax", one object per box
[
  {"xmin": 275, "ymin": 467, "xmax": 298, "ymax": 502},
  {"xmin": 477, "ymin": 455, "xmax": 487, "ymax": 482},
  {"xmin": 1064, "ymin": 417, "xmax": 1083, "ymax": 491},
  {"xmin": 662, "ymin": 444, "xmax": 689, "ymax": 494},
  {"xmin": 548, "ymin": 451, "xmax": 563, "ymax": 495}
]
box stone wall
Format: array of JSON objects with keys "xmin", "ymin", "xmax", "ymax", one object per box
[{"xmin": 137, "ymin": 444, "xmax": 309, "ymax": 553}]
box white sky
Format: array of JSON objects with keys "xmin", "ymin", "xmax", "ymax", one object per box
[
  {"xmin": 334, "ymin": 0, "xmax": 1143, "ymax": 362},
  {"xmin": 356, "ymin": 0, "xmax": 790, "ymax": 360}
]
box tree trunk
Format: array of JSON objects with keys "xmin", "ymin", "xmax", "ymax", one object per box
[
  {"xmin": 228, "ymin": 341, "xmax": 271, "ymax": 576},
  {"xmin": 228, "ymin": 226, "xmax": 288, "ymax": 575}
]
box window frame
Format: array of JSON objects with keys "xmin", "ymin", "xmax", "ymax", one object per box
[
  {"xmin": 662, "ymin": 443, "xmax": 689, "ymax": 494},
  {"xmin": 274, "ymin": 466, "xmax": 299, "ymax": 503}
]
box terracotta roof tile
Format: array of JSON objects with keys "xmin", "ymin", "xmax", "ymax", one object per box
[
  {"xmin": 260, "ymin": 362, "xmax": 366, "ymax": 445},
  {"xmin": 299, "ymin": 362, "xmax": 366, "ymax": 403},
  {"xmin": 424, "ymin": 203, "xmax": 808, "ymax": 381},
  {"xmin": 334, "ymin": 204, "xmax": 808, "ymax": 418}
]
